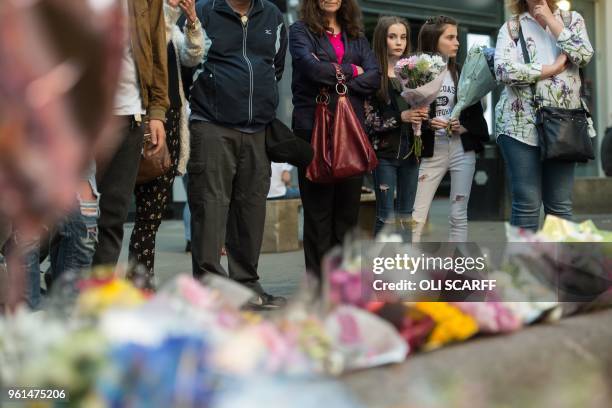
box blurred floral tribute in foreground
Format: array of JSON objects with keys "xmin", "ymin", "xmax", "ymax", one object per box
[
  {"xmin": 1, "ymin": 216, "xmax": 611, "ymax": 407},
  {"xmin": 0, "ymin": 0, "xmax": 124, "ymax": 309}
]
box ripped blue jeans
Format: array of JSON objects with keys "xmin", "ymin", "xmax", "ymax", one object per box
[
  {"xmin": 372, "ymin": 157, "xmax": 419, "ymax": 235},
  {"xmin": 47, "ymin": 202, "xmax": 98, "ymax": 285},
  {"xmin": 22, "ymin": 198, "xmax": 98, "ymax": 309}
]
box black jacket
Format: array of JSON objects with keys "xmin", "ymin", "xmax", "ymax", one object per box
[
  {"xmin": 365, "ymin": 79, "xmax": 416, "ymax": 160},
  {"xmin": 190, "ymin": 0, "xmax": 288, "ymax": 127},
  {"xmin": 289, "ymin": 20, "xmax": 380, "ymax": 134},
  {"xmin": 419, "ymin": 65, "xmax": 489, "ymax": 157},
  {"xmin": 420, "ymin": 101, "xmax": 489, "ymax": 158}
]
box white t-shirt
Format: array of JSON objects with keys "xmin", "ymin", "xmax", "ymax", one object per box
[
  {"xmin": 113, "ymin": 0, "xmax": 145, "ymax": 116},
  {"xmin": 434, "ymin": 71, "xmax": 456, "ymax": 138},
  {"xmin": 268, "ymin": 163, "xmax": 293, "ymax": 198}
]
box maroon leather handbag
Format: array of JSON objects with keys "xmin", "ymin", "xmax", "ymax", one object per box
[
  {"xmin": 306, "ymin": 88, "xmax": 334, "ymax": 183},
  {"xmin": 306, "ymin": 64, "xmax": 378, "ymax": 183}
]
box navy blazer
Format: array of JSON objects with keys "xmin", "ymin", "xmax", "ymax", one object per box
[{"xmin": 289, "ymin": 20, "xmax": 381, "ymax": 134}]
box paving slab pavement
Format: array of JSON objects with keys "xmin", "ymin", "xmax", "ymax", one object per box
[{"xmin": 118, "ymin": 199, "xmax": 612, "ymax": 298}]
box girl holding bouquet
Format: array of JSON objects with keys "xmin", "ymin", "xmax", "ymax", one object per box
[
  {"xmin": 289, "ymin": 0, "xmax": 380, "ymax": 277},
  {"xmin": 411, "ymin": 16, "xmax": 489, "ymax": 242},
  {"xmin": 366, "ymin": 16, "xmax": 429, "ymax": 236}
]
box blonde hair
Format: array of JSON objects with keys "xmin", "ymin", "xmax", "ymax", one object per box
[{"xmin": 507, "ymin": 0, "xmax": 558, "ymax": 15}]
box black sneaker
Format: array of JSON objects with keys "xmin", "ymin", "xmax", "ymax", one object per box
[
  {"xmin": 246, "ymin": 292, "xmax": 287, "ymax": 310},
  {"xmin": 185, "ymin": 240, "xmax": 191, "ymax": 253}
]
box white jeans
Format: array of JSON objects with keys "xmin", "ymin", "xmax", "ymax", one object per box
[{"xmin": 412, "ymin": 135, "xmax": 476, "ymax": 242}]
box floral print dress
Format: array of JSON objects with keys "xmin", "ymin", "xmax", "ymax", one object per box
[{"xmin": 494, "ymin": 10, "xmax": 594, "ymax": 146}]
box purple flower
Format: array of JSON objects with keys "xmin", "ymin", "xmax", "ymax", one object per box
[
  {"xmin": 496, "ymin": 65, "xmax": 505, "ymax": 79},
  {"xmin": 511, "ymin": 98, "xmax": 524, "ymax": 113},
  {"xmin": 560, "ymin": 82, "xmax": 573, "ymax": 99}
]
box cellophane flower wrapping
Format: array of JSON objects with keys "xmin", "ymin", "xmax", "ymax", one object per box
[
  {"xmin": 394, "ymin": 54, "xmax": 447, "ymax": 159},
  {"xmin": 450, "ymin": 45, "xmax": 499, "ymax": 120},
  {"xmin": 324, "ymin": 305, "xmax": 408, "ymax": 371},
  {"xmin": 500, "ymin": 215, "xmax": 612, "ymax": 320},
  {"xmin": 450, "ymin": 302, "xmax": 522, "ymax": 333}
]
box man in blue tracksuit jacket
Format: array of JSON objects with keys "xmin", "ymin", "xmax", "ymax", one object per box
[{"xmin": 188, "ymin": 0, "xmax": 287, "ymax": 309}]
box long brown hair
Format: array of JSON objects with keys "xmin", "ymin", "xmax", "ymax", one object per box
[
  {"xmin": 373, "ymin": 16, "xmax": 411, "ymax": 103},
  {"xmin": 298, "ymin": 0, "xmax": 364, "ymax": 39},
  {"xmin": 508, "ymin": 0, "xmax": 557, "ymax": 15},
  {"xmin": 418, "ymin": 15, "xmax": 459, "ymax": 87}
]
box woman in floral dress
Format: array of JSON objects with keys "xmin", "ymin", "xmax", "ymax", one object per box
[{"xmin": 494, "ymin": 0, "xmax": 593, "ymax": 230}]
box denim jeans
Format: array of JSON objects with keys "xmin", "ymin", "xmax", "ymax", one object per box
[
  {"xmin": 1, "ymin": 236, "xmax": 42, "ymax": 310},
  {"xmin": 48, "ymin": 207, "xmax": 98, "ymax": 286},
  {"xmin": 20, "ymin": 204, "xmax": 98, "ymax": 305},
  {"xmin": 372, "ymin": 157, "xmax": 419, "ymax": 235},
  {"xmin": 24, "ymin": 243, "xmax": 41, "ymax": 309},
  {"xmin": 0, "ymin": 233, "xmax": 41, "ymax": 309},
  {"xmin": 13, "ymin": 199, "xmax": 97, "ymax": 309},
  {"xmin": 182, "ymin": 175, "xmax": 191, "ymax": 242},
  {"xmin": 497, "ymin": 134, "xmax": 575, "ymax": 231}
]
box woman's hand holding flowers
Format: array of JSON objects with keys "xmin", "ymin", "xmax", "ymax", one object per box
[
  {"xmin": 401, "ymin": 108, "xmax": 429, "ymax": 125},
  {"xmin": 449, "ymin": 118, "xmax": 467, "ymax": 135},
  {"xmin": 430, "ymin": 117, "xmax": 448, "ymax": 130}
]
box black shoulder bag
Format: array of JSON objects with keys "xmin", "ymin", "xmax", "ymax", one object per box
[{"xmin": 517, "ymin": 24, "xmax": 594, "ymax": 162}]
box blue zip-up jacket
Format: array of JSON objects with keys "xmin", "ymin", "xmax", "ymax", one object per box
[
  {"xmin": 289, "ymin": 20, "xmax": 381, "ymax": 134},
  {"xmin": 190, "ymin": 0, "xmax": 288, "ymax": 127}
]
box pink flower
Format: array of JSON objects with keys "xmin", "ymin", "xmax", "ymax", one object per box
[
  {"xmin": 452, "ymin": 302, "xmax": 522, "ymax": 333},
  {"xmin": 336, "ymin": 312, "xmax": 362, "ymax": 345}
]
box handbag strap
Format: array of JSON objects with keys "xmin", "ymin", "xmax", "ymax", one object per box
[
  {"xmin": 517, "ymin": 23, "xmax": 541, "ymax": 112},
  {"xmin": 316, "ymin": 64, "xmax": 348, "ymax": 103},
  {"xmin": 332, "ymin": 63, "xmax": 348, "ymax": 96}
]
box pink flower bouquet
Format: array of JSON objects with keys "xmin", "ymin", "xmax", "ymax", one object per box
[{"xmin": 394, "ymin": 54, "xmax": 447, "ymax": 158}]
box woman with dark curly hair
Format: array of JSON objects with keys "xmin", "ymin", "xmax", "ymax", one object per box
[{"xmin": 289, "ymin": 0, "xmax": 380, "ymax": 277}]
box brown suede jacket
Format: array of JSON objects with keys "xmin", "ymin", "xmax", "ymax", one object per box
[{"xmin": 128, "ymin": 0, "xmax": 169, "ymax": 121}]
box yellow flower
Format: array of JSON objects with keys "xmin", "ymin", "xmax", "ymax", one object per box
[
  {"xmin": 414, "ymin": 302, "xmax": 478, "ymax": 350},
  {"xmin": 241, "ymin": 311, "xmax": 263, "ymax": 325},
  {"xmin": 77, "ymin": 279, "xmax": 145, "ymax": 315}
]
